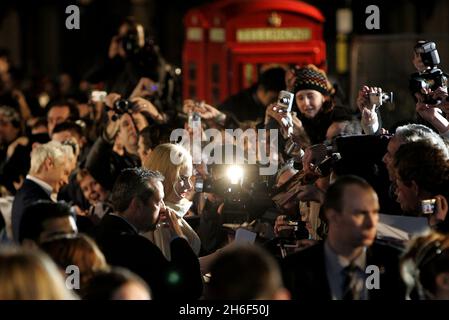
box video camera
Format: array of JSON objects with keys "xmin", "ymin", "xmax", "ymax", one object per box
[{"xmin": 409, "ymin": 41, "xmax": 448, "ymax": 104}]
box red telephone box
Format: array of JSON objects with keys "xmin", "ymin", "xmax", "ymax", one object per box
[{"xmin": 183, "ymin": 0, "xmax": 326, "ymax": 105}]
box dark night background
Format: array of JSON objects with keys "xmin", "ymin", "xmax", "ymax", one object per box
[{"xmin": 1, "ymin": 0, "xmax": 449, "ymax": 127}]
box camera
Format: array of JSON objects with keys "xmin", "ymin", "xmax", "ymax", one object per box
[
  {"xmin": 421, "ymin": 199, "xmax": 436, "ymax": 215},
  {"xmin": 369, "ymin": 92, "xmax": 393, "ymax": 107},
  {"xmin": 410, "ymin": 41, "xmax": 448, "ymax": 104},
  {"xmin": 91, "ymin": 91, "xmax": 107, "ymax": 103},
  {"xmin": 277, "ymin": 90, "xmax": 294, "ymax": 112},
  {"xmin": 121, "ymin": 31, "xmax": 142, "ymax": 56},
  {"xmin": 314, "ymin": 152, "xmax": 342, "ymax": 177},
  {"xmin": 284, "ymin": 139, "xmax": 304, "ymax": 162},
  {"xmin": 410, "ymin": 70, "xmax": 448, "ymax": 104},
  {"xmin": 278, "ymin": 220, "xmax": 309, "ymax": 241},
  {"xmin": 415, "ymin": 41, "xmax": 440, "ymax": 68},
  {"xmin": 109, "ymin": 99, "xmax": 135, "ymax": 121},
  {"xmin": 188, "ymin": 111, "xmax": 201, "ymax": 129}
]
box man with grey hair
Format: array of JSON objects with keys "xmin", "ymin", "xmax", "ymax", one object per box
[
  {"xmin": 11, "ymin": 141, "xmax": 69, "ymax": 242},
  {"xmin": 380, "ymin": 123, "xmax": 448, "ymax": 215},
  {"xmin": 382, "ymin": 123, "xmax": 448, "ymax": 183}
]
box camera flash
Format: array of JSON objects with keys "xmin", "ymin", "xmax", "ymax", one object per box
[{"xmin": 227, "ymin": 165, "xmax": 244, "ymax": 185}]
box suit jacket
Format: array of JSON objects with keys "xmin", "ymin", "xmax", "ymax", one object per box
[
  {"xmin": 11, "ymin": 178, "xmax": 52, "ymax": 242},
  {"xmin": 95, "ymin": 213, "xmax": 203, "ymax": 300},
  {"xmin": 281, "ymin": 241, "xmax": 406, "ymax": 300}
]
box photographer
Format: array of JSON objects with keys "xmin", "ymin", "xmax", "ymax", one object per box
[
  {"xmin": 84, "ymin": 18, "xmax": 177, "ymax": 124},
  {"xmin": 409, "ymin": 41, "xmax": 449, "ymax": 135},
  {"xmin": 272, "ymin": 153, "xmax": 328, "ymax": 246},
  {"xmin": 415, "ymin": 91, "xmax": 449, "ymax": 138},
  {"xmin": 85, "ymin": 17, "xmax": 164, "ymax": 97},
  {"xmin": 84, "ymin": 93, "xmax": 141, "ymax": 192}
]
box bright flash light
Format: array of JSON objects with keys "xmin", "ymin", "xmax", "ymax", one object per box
[{"xmin": 227, "ymin": 165, "xmax": 243, "ymax": 185}]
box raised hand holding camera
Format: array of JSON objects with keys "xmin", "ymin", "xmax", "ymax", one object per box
[
  {"xmin": 415, "ymin": 92, "xmax": 449, "ymax": 134},
  {"xmin": 130, "ymin": 97, "xmax": 164, "ymax": 122},
  {"xmin": 410, "ymin": 41, "xmax": 448, "ymax": 104},
  {"xmin": 266, "ymin": 90, "xmax": 295, "ymax": 138},
  {"xmin": 129, "ymin": 77, "xmax": 159, "ymax": 99},
  {"xmin": 357, "ymin": 86, "xmax": 393, "ymax": 111}
]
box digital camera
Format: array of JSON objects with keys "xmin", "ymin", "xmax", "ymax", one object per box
[
  {"xmin": 277, "ymin": 90, "xmax": 294, "ymax": 112},
  {"xmin": 91, "ymin": 90, "xmax": 107, "ymax": 103},
  {"xmin": 421, "ymin": 199, "xmax": 436, "ymax": 215},
  {"xmin": 109, "ymin": 99, "xmax": 135, "ymax": 121},
  {"xmin": 410, "ymin": 41, "xmax": 448, "ymax": 104},
  {"xmin": 121, "ymin": 32, "xmax": 142, "ymax": 56},
  {"xmin": 369, "ymin": 91, "xmax": 393, "ymax": 107},
  {"xmin": 188, "ymin": 111, "xmax": 201, "ymax": 129},
  {"xmin": 410, "ymin": 69, "xmax": 448, "ymax": 104}
]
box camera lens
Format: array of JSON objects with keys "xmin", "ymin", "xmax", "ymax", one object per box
[{"xmin": 114, "ymin": 99, "xmax": 129, "ymax": 114}]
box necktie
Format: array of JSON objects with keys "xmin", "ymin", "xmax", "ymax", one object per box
[{"xmin": 342, "ymin": 264, "xmax": 359, "ymax": 300}]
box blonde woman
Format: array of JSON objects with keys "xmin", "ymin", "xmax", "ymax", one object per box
[
  {"xmin": 0, "ymin": 246, "xmax": 77, "ymax": 300},
  {"xmin": 142, "ymin": 143, "xmax": 201, "ymax": 260}
]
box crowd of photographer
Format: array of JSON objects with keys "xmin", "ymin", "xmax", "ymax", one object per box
[{"xmin": 1, "ymin": 17, "xmax": 449, "ymax": 300}]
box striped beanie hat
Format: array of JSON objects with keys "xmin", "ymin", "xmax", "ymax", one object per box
[{"xmin": 293, "ymin": 64, "xmax": 333, "ymax": 96}]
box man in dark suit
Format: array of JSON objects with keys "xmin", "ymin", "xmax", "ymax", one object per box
[
  {"xmin": 95, "ymin": 168, "xmax": 203, "ymax": 300},
  {"xmin": 19, "ymin": 200, "xmax": 77, "ymax": 246},
  {"xmin": 282, "ymin": 175, "xmax": 405, "ymax": 300},
  {"xmin": 11, "ymin": 141, "xmax": 69, "ymax": 242}
]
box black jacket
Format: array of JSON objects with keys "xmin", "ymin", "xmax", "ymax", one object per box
[
  {"xmin": 11, "ymin": 178, "xmax": 52, "ymax": 242},
  {"xmin": 219, "ymin": 85, "xmax": 266, "ymax": 123},
  {"xmin": 281, "ymin": 241, "xmax": 406, "ymax": 300},
  {"xmin": 85, "ymin": 134, "xmax": 140, "ymax": 191},
  {"xmin": 95, "ymin": 213, "xmax": 203, "ymax": 300},
  {"xmin": 299, "ymin": 106, "xmax": 353, "ymax": 145}
]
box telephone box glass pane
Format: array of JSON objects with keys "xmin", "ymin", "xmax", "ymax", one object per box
[
  {"xmin": 212, "ymin": 64, "xmax": 220, "ymax": 84},
  {"xmin": 188, "ymin": 62, "xmax": 197, "ymax": 80},
  {"xmin": 212, "ymin": 87, "xmax": 220, "ymax": 105},
  {"xmin": 188, "ymin": 85, "xmax": 197, "ymax": 99}
]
